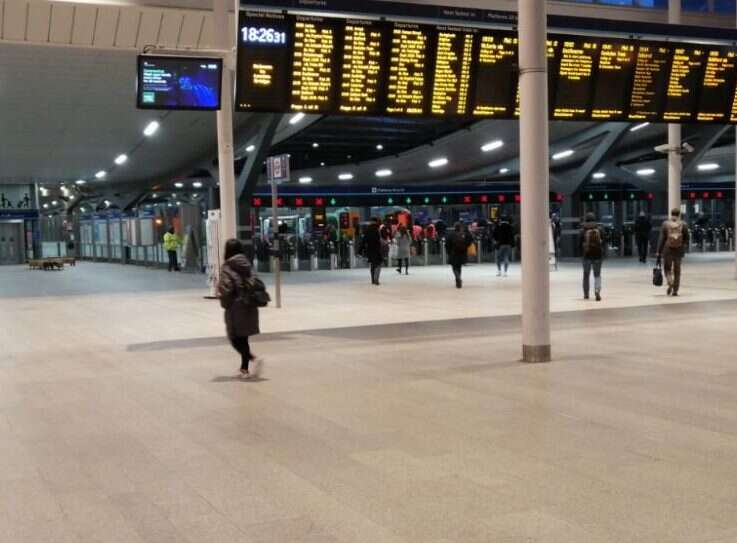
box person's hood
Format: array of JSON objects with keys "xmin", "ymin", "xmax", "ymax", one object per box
[{"xmin": 225, "ymin": 254, "xmax": 251, "ymax": 275}]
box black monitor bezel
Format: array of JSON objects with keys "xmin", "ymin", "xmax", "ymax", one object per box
[{"xmin": 136, "ymin": 55, "xmax": 223, "ymax": 111}]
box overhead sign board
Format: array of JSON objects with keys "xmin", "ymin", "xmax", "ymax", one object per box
[
  {"xmin": 236, "ymin": 10, "xmax": 737, "ymax": 123},
  {"xmin": 266, "ymin": 154, "xmax": 290, "ymax": 184}
]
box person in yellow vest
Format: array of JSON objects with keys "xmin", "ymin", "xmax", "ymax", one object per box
[{"xmin": 164, "ymin": 227, "xmax": 182, "ymax": 272}]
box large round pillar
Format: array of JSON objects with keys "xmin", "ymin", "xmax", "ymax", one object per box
[
  {"xmin": 213, "ymin": 0, "xmax": 237, "ymax": 247},
  {"xmin": 668, "ymin": 0, "xmax": 682, "ymax": 213},
  {"xmin": 518, "ymin": 0, "xmax": 551, "ymax": 363}
]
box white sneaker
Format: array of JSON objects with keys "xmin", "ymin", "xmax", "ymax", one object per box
[
  {"xmin": 496, "ymin": 271, "xmax": 502, "ymax": 277},
  {"xmin": 250, "ymin": 358, "xmax": 264, "ymax": 377},
  {"xmin": 503, "ymin": 271, "xmax": 508, "ymax": 277}
]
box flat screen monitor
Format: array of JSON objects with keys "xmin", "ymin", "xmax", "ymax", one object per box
[{"xmin": 137, "ymin": 56, "xmax": 223, "ymax": 111}]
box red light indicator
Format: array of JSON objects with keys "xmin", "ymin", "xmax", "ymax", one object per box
[
  {"xmin": 295, "ymin": 198, "xmax": 304, "ymax": 207},
  {"xmin": 716, "ymin": 192, "xmax": 724, "ymax": 199},
  {"xmin": 463, "ymin": 196, "xmax": 472, "ymax": 204},
  {"xmin": 689, "ymin": 192, "xmax": 697, "ymax": 200},
  {"xmin": 252, "ymin": 198, "xmax": 262, "ymax": 207},
  {"xmin": 315, "ymin": 198, "xmax": 324, "ymax": 206},
  {"xmin": 276, "ymin": 197, "xmax": 284, "ymax": 206},
  {"xmin": 647, "ymin": 192, "xmax": 654, "ymax": 200},
  {"xmin": 556, "ymin": 193, "xmax": 564, "ymax": 202},
  {"xmin": 514, "ymin": 194, "xmax": 521, "ymax": 203},
  {"xmin": 498, "ymin": 194, "xmax": 506, "ymax": 203},
  {"xmin": 480, "ymin": 195, "xmax": 489, "ymax": 203},
  {"xmin": 703, "ymin": 192, "xmax": 710, "ymax": 199}
]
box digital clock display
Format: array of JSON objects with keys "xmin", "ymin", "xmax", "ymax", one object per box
[{"xmin": 241, "ymin": 26, "xmax": 287, "ymax": 45}]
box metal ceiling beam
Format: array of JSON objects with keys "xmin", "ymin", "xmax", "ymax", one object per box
[
  {"xmin": 236, "ymin": 114, "xmax": 283, "ymax": 200},
  {"xmin": 682, "ymin": 125, "xmax": 731, "ymax": 175},
  {"xmin": 554, "ymin": 123, "xmax": 630, "ymax": 194}
]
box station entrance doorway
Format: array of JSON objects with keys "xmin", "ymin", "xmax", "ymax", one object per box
[{"xmin": 0, "ymin": 222, "xmax": 24, "ymax": 265}]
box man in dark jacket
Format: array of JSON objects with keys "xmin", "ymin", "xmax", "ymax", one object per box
[
  {"xmin": 657, "ymin": 208, "xmax": 690, "ymax": 296},
  {"xmin": 634, "ymin": 212, "xmax": 653, "ymax": 263},
  {"xmin": 493, "ymin": 216, "xmax": 515, "ymax": 277},
  {"xmin": 446, "ymin": 222, "xmax": 473, "ymax": 288},
  {"xmin": 579, "ymin": 213, "xmax": 606, "ymax": 301},
  {"xmin": 360, "ymin": 218, "xmax": 384, "ymax": 285}
]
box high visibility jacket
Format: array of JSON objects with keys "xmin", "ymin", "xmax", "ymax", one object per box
[{"xmin": 164, "ymin": 233, "xmax": 181, "ymax": 252}]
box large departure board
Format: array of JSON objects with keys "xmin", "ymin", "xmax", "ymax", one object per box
[{"xmin": 235, "ymin": 10, "xmax": 737, "ymax": 124}]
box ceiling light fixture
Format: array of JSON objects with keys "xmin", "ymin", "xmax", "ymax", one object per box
[
  {"xmin": 376, "ymin": 144, "xmax": 384, "ymax": 151},
  {"xmin": 636, "ymin": 168, "xmax": 656, "ymax": 176},
  {"xmin": 338, "ymin": 173, "xmax": 354, "ymax": 181},
  {"xmin": 320, "ymin": 162, "xmax": 326, "ymax": 167},
  {"xmin": 552, "ymin": 149, "xmax": 574, "ymax": 160},
  {"xmin": 95, "ymin": 170, "xmax": 106, "ymax": 179},
  {"xmin": 298, "ymin": 176, "xmax": 313, "ymax": 184},
  {"xmin": 499, "ymin": 168, "xmax": 510, "ymax": 174},
  {"xmin": 114, "ymin": 154, "xmax": 128, "ymax": 165},
  {"xmin": 630, "ymin": 122, "xmax": 650, "ymax": 132},
  {"xmin": 75, "ymin": 179, "xmax": 86, "ymax": 185},
  {"xmin": 143, "ymin": 121, "xmax": 160, "ymax": 137},
  {"xmin": 592, "ymin": 172, "xmax": 606, "ymax": 179},
  {"xmin": 376, "ymin": 169, "xmax": 392, "ymax": 178},
  {"xmin": 51, "ymin": 200, "xmax": 58, "ymax": 206},
  {"xmin": 174, "ymin": 182, "xmax": 184, "ymax": 188},
  {"xmin": 289, "ymin": 112, "xmax": 305, "ymax": 125},
  {"xmin": 245, "ymin": 144, "xmax": 255, "ymax": 153},
  {"xmin": 312, "ymin": 142, "xmax": 319, "ymax": 148},
  {"xmin": 697, "ymin": 163, "xmax": 719, "ymax": 171},
  {"xmin": 481, "ymin": 140, "xmax": 504, "ymax": 152},
  {"xmin": 428, "ymin": 157, "xmax": 449, "ymax": 168},
  {"xmin": 192, "ymin": 181, "xmax": 203, "ymax": 188}
]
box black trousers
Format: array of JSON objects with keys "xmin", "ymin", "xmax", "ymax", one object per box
[
  {"xmin": 452, "ymin": 264, "xmax": 462, "ymax": 287},
  {"xmin": 396, "ymin": 258, "xmax": 409, "ymax": 273},
  {"xmin": 636, "ymin": 237, "xmax": 649, "ymax": 262},
  {"xmin": 230, "ymin": 336, "xmax": 252, "ymax": 371},
  {"xmin": 370, "ymin": 262, "xmax": 382, "ymax": 284},
  {"xmin": 167, "ymin": 250, "xmax": 179, "ymax": 271}
]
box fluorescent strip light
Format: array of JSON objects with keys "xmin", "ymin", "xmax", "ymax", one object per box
[
  {"xmin": 636, "ymin": 168, "xmax": 656, "ymax": 176},
  {"xmin": 630, "ymin": 122, "xmax": 650, "ymax": 132},
  {"xmin": 312, "ymin": 142, "xmax": 319, "ymax": 148},
  {"xmin": 481, "ymin": 140, "xmax": 504, "ymax": 152},
  {"xmin": 298, "ymin": 176, "xmax": 313, "ymax": 184},
  {"xmin": 114, "ymin": 154, "xmax": 128, "ymax": 165},
  {"xmin": 95, "ymin": 170, "xmax": 106, "ymax": 179},
  {"xmin": 338, "ymin": 173, "xmax": 354, "ymax": 180},
  {"xmin": 499, "ymin": 168, "xmax": 510, "ymax": 174},
  {"xmin": 143, "ymin": 121, "xmax": 159, "ymax": 137},
  {"xmin": 697, "ymin": 163, "xmax": 719, "ymax": 171},
  {"xmin": 552, "ymin": 149, "xmax": 574, "ymax": 160},
  {"xmin": 192, "ymin": 181, "xmax": 203, "ymax": 188},
  {"xmin": 246, "ymin": 144, "xmax": 255, "ymax": 153},
  {"xmin": 592, "ymin": 172, "xmax": 606, "ymax": 179},
  {"xmin": 174, "ymin": 182, "xmax": 184, "ymax": 188},
  {"xmin": 428, "ymin": 157, "xmax": 449, "ymax": 168},
  {"xmin": 376, "ymin": 144, "xmax": 384, "ymax": 151},
  {"xmin": 376, "ymin": 169, "xmax": 392, "ymax": 178},
  {"xmin": 289, "ymin": 112, "xmax": 305, "ymax": 125},
  {"xmin": 75, "ymin": 179, "xmax": 86, "ymax": 185}
]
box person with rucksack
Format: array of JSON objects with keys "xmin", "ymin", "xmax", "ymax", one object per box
[
  {"xmin": 360, "ymin": 218, "xmax": 384, "ymax": 285},
  {"xmin": 446, "ymin": 222, "xmax": 473, "ymax": 289},
  {"xmin": 218, "ymin": 239, "xmax": 270, "ymax": 379},
  {"xmin": 579, "ymin": 213, "xmax": 606, "ymax": 301},
  {"xmin": 493, "ymin": 216, "xmax": 515, "ymax": 277},
  {"xmin": 656, "ymin": 208, "xmax": 690, "ymax": 297}
]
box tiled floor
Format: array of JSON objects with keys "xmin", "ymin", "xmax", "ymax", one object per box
[{"xmin": 2, "ymin": 255, "xmax": 737, "ymax": 542}]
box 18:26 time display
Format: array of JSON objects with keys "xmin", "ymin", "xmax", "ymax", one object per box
[{"xmin": 241, "ymin": 26, "xmax": 287, "ymax": 45}]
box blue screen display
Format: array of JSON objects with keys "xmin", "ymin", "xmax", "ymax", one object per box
[{"xmin": 137, "ymin": 56, "xmax": 222, "ymax": 110}]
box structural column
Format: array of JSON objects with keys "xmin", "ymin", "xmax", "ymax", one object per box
[
  {"xmin": 214, "ymin": 0, "xmax": 237, "ymax": 246},
  {"xmin": 668, "ymin": 0, "xmax": 682, "ymax": 213},
  {"xmin": 518, "ymin": 0, "xmax": 551, "ymax": 363}
]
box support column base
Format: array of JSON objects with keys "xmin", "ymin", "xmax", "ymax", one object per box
[{"xmin": 522, "ymin": 345, "xmax": 551, "ymax": 363}]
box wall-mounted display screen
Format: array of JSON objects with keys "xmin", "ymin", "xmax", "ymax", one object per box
[
  {"xmin": 137, "ymin": 56, "xmax": 222, "ymax": 110},
  {"xmin": 235, "ymin": 10, "xmax": 737, "ymax": 123}
]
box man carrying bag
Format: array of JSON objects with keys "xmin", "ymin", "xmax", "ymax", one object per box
[{"xmin": 656, "ymin": 208, "xmax": 689, "ymax": 297}]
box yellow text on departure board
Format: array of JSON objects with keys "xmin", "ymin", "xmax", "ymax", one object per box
[
  {"xmin": 291, "ymin": 20, "xmax": 335, "ymax": 111},
  {"xmin": 339, "ymin": 22, "xmax": 383, "ymax": 113}
]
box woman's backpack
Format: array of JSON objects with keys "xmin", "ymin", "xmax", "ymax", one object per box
[{"xmin": 242, "ymin": 277, "xmax": 271, "ymax": 307}]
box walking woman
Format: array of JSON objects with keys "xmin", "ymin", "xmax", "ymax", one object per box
[
  {"xmin": 218, "ymin": 239, "xmax": 263, "ymax": 378},
  {"xmin": 446, "ymin": 222, "xmax": 473, "ymax": 288},
  {"xmin": 394, "ymin": 225, "xmax": 411, "ymax": 275}
]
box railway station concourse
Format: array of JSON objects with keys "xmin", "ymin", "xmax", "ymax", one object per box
[{"xmin": 3, "ymin": 0, "xmax": 737, "ymax": 541}]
